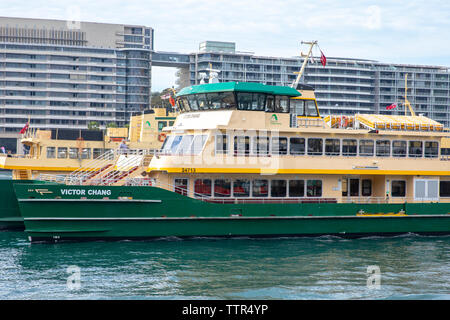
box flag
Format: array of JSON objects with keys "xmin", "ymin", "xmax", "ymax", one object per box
[
  {"xmin": 320, "ymin": 50, "xmax": 327, "ymax": 67},
  {"xmin": 169, "ymin": 96, "xmax": 175, "ymax": 107},
  {"xmin": 19, "ymin": 122, "xmax": 29, "ymax": 134},
  {"xmin": 386, "ymin": 103, "xmax": 397, "ymax": 110}
]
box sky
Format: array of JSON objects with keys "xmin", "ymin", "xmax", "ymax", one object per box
[{"xmin": 1, "ymin": 0, "xmax": 450, "ymax": 91}]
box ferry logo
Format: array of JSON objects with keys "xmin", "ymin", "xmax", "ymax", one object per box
[
  {"xmin": 270, "ymin": 114, "xmax": 281, "ymax": 125},
  {"xmin": 146, "ymin": 121, "xmax": 151, "ymax": 127},
  {"xmin": 34, "ymin": 188, "xmax": 53, "ymax": 195}
]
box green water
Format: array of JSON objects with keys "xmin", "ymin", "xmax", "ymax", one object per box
[{"xmin": 0, "ymin": 231, "xmax": 448, "ymax": 299}]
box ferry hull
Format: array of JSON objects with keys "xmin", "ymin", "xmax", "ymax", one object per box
[
  {"xmin": 0, "ymin": 179, "xmax": 44, "ymax": 230},
  {"xmin": 14, "ymin": 184, "xmax": 450, "ymax": 242}
]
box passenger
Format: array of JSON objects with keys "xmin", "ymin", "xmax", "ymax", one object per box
[{"xmin": 119, "ymin": 139, "xmax": 129, "ymax": 155}]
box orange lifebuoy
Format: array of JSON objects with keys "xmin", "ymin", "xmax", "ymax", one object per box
[{"xmin": 158, "ymin": 132, "xmax": 167, "ymax": 142}]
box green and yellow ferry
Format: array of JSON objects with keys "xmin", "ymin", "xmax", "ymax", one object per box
[{"xmin": 12, "ymin": 78, "xmax": 450, "ymax": 242}]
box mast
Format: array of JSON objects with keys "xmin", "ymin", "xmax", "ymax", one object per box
[
  {"xmin": 291, "ymin": 40, "xmax": 318, "ymax": 89},
  {"xmin": 404, "ymin": 74, "xmax": 416, "ymax": 116}
]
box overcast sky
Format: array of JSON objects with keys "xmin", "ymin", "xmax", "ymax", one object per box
[{"xmin": 1, "ymin": 0, "xmax": 449, "ymax": 91}]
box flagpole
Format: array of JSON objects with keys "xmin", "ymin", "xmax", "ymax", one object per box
[{"xmin": 292, "ymin": 41, "xmax": 317, "ymax": 89}]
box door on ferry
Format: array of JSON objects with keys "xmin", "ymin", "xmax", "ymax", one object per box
[{"xmin": 342, "ymin": 178, "xmax": 360, "ymax": 197}]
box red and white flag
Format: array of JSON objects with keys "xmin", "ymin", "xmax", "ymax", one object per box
[
  {"xmin": 19, "ymin": 122, "xmax": 29, "ymax": 134},
  {"xmin": 386, "ymin": 103, "xmax": 397, "ymax": 110},
  {"xmin": 320, "ymin": 50, "xmax": 327, "ymax": 67}
]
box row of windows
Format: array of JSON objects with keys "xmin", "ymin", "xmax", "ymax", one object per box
[
  {"xmin": 174, "ymin": 178, "xmax": 323, "ymax": 198},
  {"xmin": 215, "ymin": 135, "xmax": 440, "ymax": 158},
  {"xmin": 177, "ymin": 93, "xmax": 319, "ymax": 116},
  {"xmin": 161, "ymin": 135, "xmax": 208, "ymax": 155}
]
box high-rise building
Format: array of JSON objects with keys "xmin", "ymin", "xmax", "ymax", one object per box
[
  {"xmin": 0, "ymin": 16, "xmax": 153, "ymax": 137},
  {"xmin": 186, "ymin": 41, "xmax": 450, "ymax": 128}
]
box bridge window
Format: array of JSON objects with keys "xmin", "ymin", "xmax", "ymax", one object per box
[
  {"xmin": 289, "ymin": 180, "xmax": 305, "ymax": 197},
  {"xmin": 307, "ymin": 180, "xmax": 322, "ymax": 197},
  {"xmin": 266, "ymin": 95, "xmax": 274, "ymax": 112},
  {"xmin": 359, "ymin": 140, "xmax": 374, "ymax": 156},
  {"xmin": 253, "ymin": 179, "xmax": 269, "ymax": 197},
  {"xmin": 272, "ymin": 137, "xmax": 288, "ymax": 155},
  {"xmin": 376, "ymin": 140, "xmax": 390, "ymax": 157},
  {"xmin": 391, "ymin": 180, "xmax": 406, "ymax": 197},
  {"xmin": 233, "ymin": 179, "xmax": 250, "ymax": 197},
  {"xmin": 325, "ymin": 139, "xmax": 340, "ymax": 156},
  {"xmin": 424, "ymin": 141, "xmax": 439, "ymax": 158},
  {"xmin": 186, "ymin": 95, "xmax": 199, "ymax": 111},
  {"xmin": 290, "ymin": 137, "xmax": 305, "ymax": 155},
  {"xmin": 307, "ymin": 138, "xmax": 323, "ymax": 155},
  {"xmin": 342, "ymin": 139, "xmax": 357, "ymax": 156},
  {"xmin": 176, "ymin": 135, "xmax": 194, "ymax": 154},
  {"xmin": 194, "ymin": 179, "xmax": 212, "ymax": 197},
  {"xmin": 191, "ymin": 135, "xmax": 208, "ymax": 155},
  {"xmin": 274, "ymin": 96, "xmax": 290, "ymax": 113},
  {"xmin": 408, "ymin": 141, "xmax": 423, "ymax": 158},
  {"xmin": 291, "ymin": 99, "xmax": 305, "ymax": 116},
  {"xmin": 214, "ymin": 179, "xmax": 231, "ymax": 197},
  {"xmin": 46, "ymin": 147, "xmax": 55, "ymax": 158},
  {"xmin": 252, "ymin": 136, "xmax": 270, "ymax": 155},
  {"xmin": 392, "ymin": 141, "xmax": 407, "ymax": 157},
  {"xmin": 236, "ymin": 92, "xmax": 265, "ymax": 111},
  {"xmin": 305, "ymin": 100, "xmax": 318, "ymax": 117}
]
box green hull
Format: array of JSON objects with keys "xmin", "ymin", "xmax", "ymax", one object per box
[
  {"xmin": 14, "ymin": 183, "xmax": 450, "ymax": 242},
  {"xmin": 0, "ymin": 179, "xmax": 42, "ymax": 230}
]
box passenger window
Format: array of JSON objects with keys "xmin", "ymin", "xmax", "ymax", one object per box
[
  {"xmin": 307, "ymin": 180, "xmax": 322, "ymax": 197},
  {"xmin": 376, "ymin": 140, "xmax": 390, "ymax": 157},
  {"xmin": 424, "ymin": 141, "xmax": 439, "ymax": 158},
  {"xmin": 271, "ymin": 180, "xmax": 287, "ymax": 197},
  {"xmin": 174, "ymin": 178, "xmax": 188, "ymax": 196},
  {"xmin": 234, "ymin": 136, "xmax": 250, "ymax": 156},
  {"xmin": 253, "ymin": 180, "xmax": 269, "ymax": 197},
  {"xmin": 233, "ymin": 179, "xmax": 250, "ymax": 197},
  {"xmin": 342, "ymin": 139, "xmax": 357, "ymax": 156},
  {"xmin": 391, "ymin": 180, "xmax": 406, "ymax": 197},
  {"xmin": 252, "ymin": 136, "xmax": 270, "ymax": 155},
  {"xmin": 194, "ymin": 179, "xmax": 212, "ymax": 197},
  {"xmin": 307, "ymin": 138, "xmax": 323, "ymax": 155},
  {"xmin": 214, "ymin": 179, "xmax": 231, "ymax": 197},
  {"xmin": 215, "ymin": 134, "xmax": 228, "ymax": 154},
  {"xmin": 289, "ymin": 137, "xmax": 305, "ymax": 155},
  {"xmin": 359, "ymin": 140, "xmax": 374, "ymax": 156},
  {"xmin": 392, "ymin": 141, "xmax": 407, "ymax": 157},
  {"xmin": 325, "ymin": 139, "xmax": 340, "ymax": 156},
  {"xmin": 46, "ymin": 147, "xmax": 56, "ymax": 158},
  {"xmin": 272, "ymin": 137, "xmax": 288, "ymax": 155},
  {"xmin": 289, "ymin": 180, "xmax": 305, "ymax": 197},
  {"xmin": 408, "ymin": 141, "xmax": 423, "ymax": 158}
]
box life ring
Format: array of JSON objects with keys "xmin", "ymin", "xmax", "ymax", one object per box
[{"xmin": 158, "ymin": 132, "xmax": 167, "ymax": 142}]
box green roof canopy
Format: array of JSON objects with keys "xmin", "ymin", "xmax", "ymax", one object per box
[{"xmin": 176, "ymin": 82, "xmax": 301, "ymax": 97}]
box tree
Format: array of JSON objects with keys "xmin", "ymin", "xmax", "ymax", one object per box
[
  {"xmin": 87, "ymin": 121, "xmax": 100, "ymax": 130},
  {"xmin": 106, "ymin": 122, "xmax": 118, "ymax": 128}
]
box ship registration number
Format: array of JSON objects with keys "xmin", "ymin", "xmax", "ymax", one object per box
[{"xmin": 181, "ymin": 168, "xmax": 196, "ymax": 173}]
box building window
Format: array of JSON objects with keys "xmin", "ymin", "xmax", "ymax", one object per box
[
  {"xmin": 272, "ymin": 137, "xmax": 288, "ymax": 155},
  {"xmin": 325, "ymin": 138, "xmax": 340, "ymax": 156},
  {"xmin": 424, "ymin": 141, "xmax": 439, "ymax": 158},
  {"xmin": 391, "ymin": 180, "xmax": 406, "ymax": 197},
  {"xmin": 252, "ymin": 136, "xmax": 270, "ymax": 155},
  {"xmin": 392, "ymin": 141, "xmax": 407, "ymax": 157},
  {"xmin": 289, "ymin": 137, "xmax": 305, "ymax": 155},
  {"xmin": 362, "ymin": 179, "xmax": 372, "ymax": 196},
  {"xmin": 233, "ymin": 179, "xmax": 250, "ymax": 197},
  {"xmin": 376, "ymin": 140, "xmax": 390, "ymax": 157},
  {"xmin": 253, "ymin": 179, "xmax": 268, "ymax": 197},
  {"xmin": 174, "ymin": 178, "xmax": 188, "ymax": 196},
  {"xmin": 359, "ymin": 140, "xmax": 374, "ymax": 156},
  {"xmin": 307, "ymin": 180, "xmax": 322, "ymax": 197},
  {"xmin": 342, "ymin": 139, "xmax": 357, "ymax": 156},
  {"xmin": 57, "ymin": 147, "xmax": 67, "ymax": 159},
  {"xmin": 307, "ymin": 138, "xmax": 323, "ymax": 155},
  {"xmin": 271, "ymin": 180, "xmax": 287, "ymax": 197},
  {"xmin": 214, "ymin": 179, "xmax": 231, "ymax": 197},
  {"xmin": 408, "ymin": 141, "xmax": 423, "ymax": 158},
  {"xmin": 440, "ymin": 181, "xmax": 450, "ymax": 197},
  {"xmin": 289, "ymin": 180, "xmax": 305, "ymax": 197},
  {"xmin": 194, "ymin": 179, "xmax": 212, "ymax": 197}
]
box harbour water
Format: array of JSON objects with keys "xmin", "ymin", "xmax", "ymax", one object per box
[{"xmin": 0, "ymin": 230, "xmax": 449, "ymax": 300}]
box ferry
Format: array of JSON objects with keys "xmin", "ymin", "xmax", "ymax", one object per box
[
  {"xmin": 0, "ymin": 107, "xmax": 176, "ymax": 230},
  {"xmin": 13, "ymin": 45, "xmax": 450, "ymax": 242}
]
